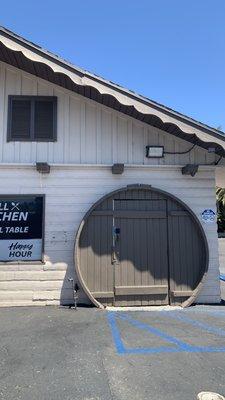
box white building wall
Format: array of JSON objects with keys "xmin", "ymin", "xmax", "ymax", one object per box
[
  {"xmin": 0, "ymin": 164, "xmax": 220, "ymax": 306},
  {"xmin": 0, "ymin": 60, "xmax": 222, "ymax": 306},
  {"xmin": 0, "ymin": 61, "xmax": 216, "ymax": 166}
]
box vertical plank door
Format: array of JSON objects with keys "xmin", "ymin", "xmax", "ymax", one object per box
[{"xmin": 113, "ymin": 199, "xmax": 169, "ymax": 306}]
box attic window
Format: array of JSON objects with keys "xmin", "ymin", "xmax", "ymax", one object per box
[{"xmin": 7, "ymin": 96, "xmax": 57, "ymax": 142}]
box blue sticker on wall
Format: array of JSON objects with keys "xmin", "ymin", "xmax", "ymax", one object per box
[{"xmin": 201, "ymin": 209, "xmax": 216, "ymax": 223}]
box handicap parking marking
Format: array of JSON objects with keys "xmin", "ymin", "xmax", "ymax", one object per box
[
  {"xmin": 107, "ymin": 311, "xmax": 191, "ymax": 355},
  {"xmin": 107, "ymin": 311, "xmax": 225, "ymax": 355},
  {"xmin": 107, "ymin": 311, "xmax": 126, "ymax": 354},
  {"xmin": 160, "ymin": 311, "xmax": 225, "ymax": 337},
  {"xmin": 116, "ymin": 313, "xmax": 195, "ymax": 351}
]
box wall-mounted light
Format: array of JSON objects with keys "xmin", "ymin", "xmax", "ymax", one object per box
[
  {"xmin": 146, "ymin": 146, "xmax": 164, "ymax": 158},
  {"xmin": 112, "ymin": 163, "xmax": 124, "ymax": 174},
  {"xmin": 36, "ymin": 162, "xmax": 50, "ymax": 174},
  {"xmin": 182, "ymin": 164, "xmax": 199, "ymax": 177}
]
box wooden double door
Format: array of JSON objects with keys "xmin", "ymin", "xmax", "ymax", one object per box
[
  {"xmin": 112, "ymin": 199, "xmax": 169, "ymax": 306},
  {"xmin": 78, "ymin": 187, "xmax": 207, "ymax": 307}
]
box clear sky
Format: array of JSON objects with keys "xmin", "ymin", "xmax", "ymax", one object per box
[{"xmin": 1, "ymin": 0, "xmax": 225, "ymax": 131}]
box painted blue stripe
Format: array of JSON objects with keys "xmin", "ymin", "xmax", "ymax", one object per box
[
  {"xmin": 122, "ymin": 345, "xmax": 225, "ymax": 355},
  {"xmin": 161, "ymin": 311, "xmax": 225, "ymax": 337},
  {"xmin": 123, "ymin": 346, "xmax": 182, "ymax": 354},
  {"xmin": 107, "ymin": 311, "xmax": 225, "ymax": 355},
  {"xmin": 116, "ymin": 312, "xmax": 195, "ymax": 351},
  {"xmin": 107, "ymin": 312, "xmax": 126, "ymax": 354},
  {"xmin": 193, "ymin": 346, "xmax": 225, "ymax": 353}
]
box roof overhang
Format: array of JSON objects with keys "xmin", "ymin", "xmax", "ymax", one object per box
[{"xmin": 1, "ymin": 26, "xmax": 225, "ymax": 158}]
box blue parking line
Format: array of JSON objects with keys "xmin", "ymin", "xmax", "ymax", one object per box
[
  {"xmin": 192, "ymin": 346, "xmax": 225, "ymax": 353},
  {"xmin": 107, "ymin": 311, "xmax": 189, "ymax": 354},
  {"xmin": 107, "ymin": 311, "xmax": 225, "ymax": 355},
  {"xmin": 107, "ymin": 312, "xmax": 126, "ymax": 354},
  {"xmin": 161, "ymin": 311, "xmax": 225, "ymax": 337},
  {"xmin": 122, "ymin": 346, "xmax": 182, "ymax": 354},
  {"xmin": 122, "ymin": 345, "xmax": 225, "ymax": 354},
  {"xmin": 117, "ymin": 313, "xmax": 194, "ymax": 351}
]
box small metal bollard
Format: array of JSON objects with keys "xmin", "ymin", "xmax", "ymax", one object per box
[{"xmin": 68, "ymin": 278, "xmax": 79, "ymax": 310}]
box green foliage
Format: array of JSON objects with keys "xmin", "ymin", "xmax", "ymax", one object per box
[{"xmin": 216, "ymin": 187, "xmax": 225, "ymax": 232}]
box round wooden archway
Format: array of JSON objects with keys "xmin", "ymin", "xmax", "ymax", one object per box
[{"xmin": 75, "ymin": 185, "xmax": 209, "ymax": 308}]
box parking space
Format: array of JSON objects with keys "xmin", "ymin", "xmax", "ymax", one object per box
[
  {"xmin": 0, "ymin": 305, "xmax": 225, "ymax": 400},
  {"xmin": 108, "ymin": 307, "xmax": 225, "ymax": 354}
]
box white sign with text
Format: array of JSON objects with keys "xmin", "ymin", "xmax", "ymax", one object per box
[{"xmin": 0, "ymin": 239, "xmax": 42, "ymax": 261}]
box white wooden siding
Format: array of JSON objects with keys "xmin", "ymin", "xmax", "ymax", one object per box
[
  {"xmin": 0, "ymin": 60, "xmax": 221, "ymax": 306},
  {"xmin": 0, "ymin": 164, "xmax": 220, "ymax": 306},
  {"xmin": 0, "ymin": 61, "xmax": 216, "ymax": 166}
]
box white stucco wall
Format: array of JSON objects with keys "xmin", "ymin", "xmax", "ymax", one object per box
[{"xmin": 0, "ymin": 164, "xmax": 220, "ymax": 306}]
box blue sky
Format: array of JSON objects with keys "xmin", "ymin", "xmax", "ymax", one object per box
[{"xmin": 1, "ymin": 0, "xmax": 225, "ymax": 130}]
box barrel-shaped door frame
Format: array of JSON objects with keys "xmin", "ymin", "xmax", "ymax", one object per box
[{"xmin": 74, "ymin": 184, "xmax": 209, "ymax": 308}]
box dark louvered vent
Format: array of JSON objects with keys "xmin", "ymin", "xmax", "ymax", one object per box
[
  {"xmin": 8, "ymin": 96, "xmax": 57, "ymax": 142},
  {"xmin": 11, "ymin": 100, "xmax": 31, "ymax": 139},
  {"xmin": 34, "ymin": 100, "xmax": 54, "ymax": 140}
]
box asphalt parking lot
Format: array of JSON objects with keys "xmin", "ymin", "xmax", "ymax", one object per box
[{"xmin": 1, "ymin": 291, "xmax": 225, "ymax": 400}]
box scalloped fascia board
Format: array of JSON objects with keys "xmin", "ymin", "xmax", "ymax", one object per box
[{"xmin": 0, "ymin": 34, "xmax": 225, "ymax": 152}]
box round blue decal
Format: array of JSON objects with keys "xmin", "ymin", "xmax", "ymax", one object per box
[{"xmin": 201, "ymin": 209, "xmax": 216, "ymax": 223}]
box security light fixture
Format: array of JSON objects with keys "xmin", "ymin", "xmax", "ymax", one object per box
[
  {"xmin": 112, "ymin": 163, "xmax": 124, "ymax": 174},
  {"xmin": 36, "ymin": 162, "xmax": 50, "ymax": 174},
  {"xmin": 182, "ymin": 164, "xmax": 199, "ymax": 177},
  {"xmin": 146, "ymin": 146, "xmax": 164, "ymax": 158}
]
